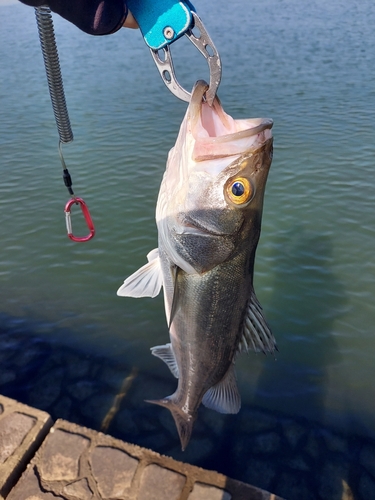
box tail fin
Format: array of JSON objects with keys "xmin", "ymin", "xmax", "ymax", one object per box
[{"xmin": 146, "ymin": 397, "xmax": 195, "ymax": 451}]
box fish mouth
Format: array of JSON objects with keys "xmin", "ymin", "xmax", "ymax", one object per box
[
  {"xmin": 189, "ymin": 80, "xmax": 273, "ymax": 161},
  {"xmin": 176, "ymin": 211, "xmax": 239, "ymax": 237}
]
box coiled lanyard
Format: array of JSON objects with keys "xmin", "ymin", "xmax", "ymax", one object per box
[
  {"xmin": 35, "ymin": 6, "xmax": 95, "ymax": 243},
  {"xmin": 34, "ymin": 2, "xmax": 221, "ymax": 242}
]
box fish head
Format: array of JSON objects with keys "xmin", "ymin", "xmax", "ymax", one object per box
[{"xmin": 157, "ymin": 80, "xmax": 273, "ymax": 274}]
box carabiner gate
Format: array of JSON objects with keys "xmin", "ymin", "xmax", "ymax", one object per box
[{"xmin": 64, "ymin": 198, "xmax": 95, "ymax": 242}]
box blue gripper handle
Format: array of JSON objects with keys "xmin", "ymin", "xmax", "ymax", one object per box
[{"xmin": 126, "ymin": 0, "xmax": 196, "ymax": 51}]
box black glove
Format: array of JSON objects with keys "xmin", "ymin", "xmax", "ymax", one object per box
[{"xmin": 19, "ymin": 0, "xmax": 128, "ymax": 35}]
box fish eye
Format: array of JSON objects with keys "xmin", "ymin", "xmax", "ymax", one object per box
[
  {"xmin": 225, "ymin": 177, "xmax": 254, "ymax": 206},
  {"xmin": 232, "ymin": 182, "xmax": 245, "ymax": 196}
]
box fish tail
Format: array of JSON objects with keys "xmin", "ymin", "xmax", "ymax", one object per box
[{"xmin": 146, "ymin": 397, "xmax": 195, "ymax": 451}]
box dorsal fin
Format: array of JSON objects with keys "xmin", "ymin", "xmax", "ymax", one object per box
[
  {"xmin": 238, "ymin": 289, "xmax": 276, "ymax": 354},
  {"xmin": 117, "ymin": 248, "xmax": 162, "ymax": 298}
]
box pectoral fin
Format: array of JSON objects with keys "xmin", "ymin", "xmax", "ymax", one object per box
[
  {"xmin": 239, "ymin": 289, "xmax": 276, "ymax": 354},
  {"xmin": 202, "ymin": 364, "xmax": 241, "ymax": 414},
  {"xmin": 167, "ymin": 265, "xmax": 182, "ymax": 330},
  {"xmin": 117, "ymin": 248, "xmax": 162, "ymax": 298},
  {"xmin": 151, "ymin": 343, "xmax": 179, "ymax": 378}
]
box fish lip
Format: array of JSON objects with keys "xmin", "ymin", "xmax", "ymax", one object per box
[
  {"xmin": 189, "ymin": 80, "xmax": 273, "ymax": 142},
  {"xmin": 176, "ymin": 212, "xmax": 228, "ymax": 237},
  {"xmin": 207, "ymin": 118, "xmax": 273, "ymax": 143},
  {"xmin": 188, "ymin": 80, "xmax": 273, "ymax": 162}
]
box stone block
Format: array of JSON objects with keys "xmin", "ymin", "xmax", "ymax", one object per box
[
  {"xmin": 7, "ymin": 417, "xmax": 284, "ymax": 500},
  {"xmin": 7, "ymin": 465, "xmax": 65, "ymax": 499},
  {"xmin": 137, "ymin": 464, "xmax": 186, "ymax": 500},
  {"xmin": 8, "ymin": 420, "xmax": 144, "ymax": 499},
  {"xmin": 90, "ymin": 445, "xmax": 139, "ymax": 498},
  {"xmin": 0, "ymin": 395, "xmax": 52, "ymax": 499},
  {"xmin": 0, "ymin": 413, "xmax": 36, "ymax": 464},
  {"xmin": 63, "ymin": 478, "xmax": 93, "ymax": 499},
  {"xmin": 39, "ymin": 428, "xmax": 90, "ymax": 482},
  {"xmin": 189, "ymin": 482, "xmax": 232, "ymax": 500}
]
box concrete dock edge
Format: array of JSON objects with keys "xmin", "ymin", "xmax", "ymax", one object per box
[
  {"xmin": 0, "ymin": 395, "xmax": 283, "ymax": 500},
  {"xmin": 0, "ymin": 394, "xmax": 53, "ymax": 498}
]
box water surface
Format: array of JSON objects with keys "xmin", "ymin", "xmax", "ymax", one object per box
[{"xmin": 1, "ymin": 0, "xmax": 374, "ymax": 458}]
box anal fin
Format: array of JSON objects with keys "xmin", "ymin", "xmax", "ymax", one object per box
[
  {"xmin": 202, "ymin": 364, "xmax": 241, "ymax": 414},
  {"xmin": 151, "ymin": 343, "xmax": 179, "ymax": 378},
  {"xmin": 117, "ymin": 248, "xmax": 162, "ymax": 298},
  {"xmin": 239, "ymin": 289, "xmax": 276, "ymax": 354}
]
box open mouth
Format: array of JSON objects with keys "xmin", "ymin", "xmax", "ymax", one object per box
[
  {"xmin": 188, "ymin": 80, "xmax": 273, "ymax": 161},
  {"xmin": 176, "ymin": 211, "xmax": 229, "ymax": 237}
]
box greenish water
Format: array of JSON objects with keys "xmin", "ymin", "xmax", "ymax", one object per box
[{"xmin": 1, "ymin": 0, "xmax": 375, "ymax": 444}]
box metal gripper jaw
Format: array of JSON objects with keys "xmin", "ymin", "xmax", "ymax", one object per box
[{"xmin": 126, "ymin": 0, "xmax": 222, "ymax": 105}]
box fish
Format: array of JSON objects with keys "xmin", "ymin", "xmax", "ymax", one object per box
[{"xmin": 117, "ymin": 80, "xmax": 276, "ymax": 450}]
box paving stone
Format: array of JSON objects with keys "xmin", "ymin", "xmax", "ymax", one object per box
[
  {"xmin": 90, "ymin": 445, "xmax": 139, "ymax": 498},
  {"xmin": 188, "ymin": 482, "xmax": 232, "ymax": 500},
  {"xmin": 137, "ymin": 464, "xmax": 186, "ymax": 500},
  {"xmin": 39, "ymin": 428, "xmax": 90, "ymax": 481},
  {"xmin": 4, "ymin": 415, "xmax": 284, "ymax": 500},
  {"xmin": 0, "ymin": 412, "xmax": 36, "ymax": 464},
  {"xmin": 7, "ymin": 465, "xmax": 65, "ymax": 500},
  {"xmin": 0, "ymin": 395, "xmax": 52, "ymax": 499},
  {"xmin": 63, "ymin": 478, "xmax": 93, "ymax": 499}
]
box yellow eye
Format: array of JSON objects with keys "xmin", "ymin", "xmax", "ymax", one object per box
[{"xmin": 225, "ymin": 177, "xmax": 254, "ymax": 205}]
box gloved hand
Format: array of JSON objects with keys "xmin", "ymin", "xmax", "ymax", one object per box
[{"xmin": 19, "ymin": 0, "xmax": 137, "ymax": 35}]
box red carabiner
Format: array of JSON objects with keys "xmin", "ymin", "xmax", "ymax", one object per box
[{"xmin": 64, "ymin": 197, "xmax": 95, "ymax": 242}]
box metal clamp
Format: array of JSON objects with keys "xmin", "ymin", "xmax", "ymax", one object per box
[
  {"xmin": 150, "ymin": 11, "xmax": 221, "ymax": 105},
  {"xmin": 127, "ymin": 0, "xmax": 222, "ymax": 104}
]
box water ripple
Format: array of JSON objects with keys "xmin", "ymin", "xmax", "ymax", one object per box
[{"xmin": 1, "ymin": 0, "xmax": 375, "ymax": 441}]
